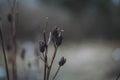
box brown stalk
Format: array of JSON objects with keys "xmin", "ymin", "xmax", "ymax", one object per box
[
  {"xmin": 10, "ymin": 0, "xmax": 17, "ymax": 80},
  {"xmin": 38, "ymin": 55, "xmax": 49, "ymax": 69},
  {"xmin": 0, "ymin": 28, "xmax": 10, "ymax": 80},
  {"xmin": 47, "ymin": 44, "xmax": 58, "ymax": 80},
  {"xmin": 43, "ymin": 31, "xmax": 48, "ymax": 80},
  {"xmin": 52, "ymin": 66, "xmax": 61, "ymax": 80}
]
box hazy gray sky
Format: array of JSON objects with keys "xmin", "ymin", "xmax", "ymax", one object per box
[{"xmin": 0, "ymin": 0, "xmax": 120, "ymax": 42}]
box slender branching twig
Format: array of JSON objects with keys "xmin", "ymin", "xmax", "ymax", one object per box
[
  {"xmin": 47, "ymin": 45, "xmax": 58, "ymax": 80},
  {"xmin": 8, "ymin": 0, "xmax": 17, "ymax": 80},
  {"xmin": 39, "ymin": 20, "xmax": 66, "ymax": 80},
  {"xmin": 43, "ymin": 31, "xmax": 48, "ymax": 80}
]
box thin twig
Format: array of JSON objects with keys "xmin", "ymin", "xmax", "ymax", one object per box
[
  {"xmin": 0, "ymin": 28, "xmax": 10, "ymax": 80},
  {"xmin": 38, "ymin": 56, "xmax": 49, "ymax": 69},
  {"xmin": 52, "ymin": 66, "xmax": 61, "ymax": 80},
  {"xmin": 10, "ymin": 0, "xmax": 17, "ymax": 80},
  {"xmin": 47, "ymin": 45, "xmax": 58, "ymax": 80},
  {"xmin": 43, "ymin": 31, "xmax": 48, "ymax": 80}
]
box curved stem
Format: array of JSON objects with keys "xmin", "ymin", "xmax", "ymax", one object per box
[
  {"xmin": 0, "ymin": 28, "xmax": 10, "ymax": 80},
  {"xmin": 52, "ymin": 66, "xmax": 61, "ymax": 80},
  {"xmin": 47, "ymin": 46, "xmax": 57, "ymax": 80}
]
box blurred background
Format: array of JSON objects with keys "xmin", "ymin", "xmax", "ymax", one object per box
[{"xmin": 0, "ymin": 0, "xmax": 120, "ymax": 80}]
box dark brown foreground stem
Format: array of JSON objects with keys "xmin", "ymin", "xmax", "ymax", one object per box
[
  {"xmin": 0, "ymin": 28, "xmax": 10, "ymax": 80},
  {"xmin": 43, "ymin": 31, "xmax": 47, "ymax": 80},
  {"xmin": 11, "ymin": 0, "xmax": 17, "ymax": 80}
]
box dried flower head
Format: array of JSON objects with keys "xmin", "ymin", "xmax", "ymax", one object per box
[
  {"xmin": 39, "ymin": 41, "xmax": 47, "ymax": 53},
  {"xmin": 52, "ymin": 27, "xmax": 59, "ymax": 41},
  {"xmin": 59, "ymin": 57, "xmax": 66, "ymax": 66},
  {"xmin": 52, "ymin": 27, "xmax": 64, "ymax": 47},
  {"xmin": 7, "ymin": 13, "xmax": 12, "ymax": 22}
]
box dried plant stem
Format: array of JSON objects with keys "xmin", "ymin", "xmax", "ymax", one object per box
[
  {"xmin": 52, "ymin": 66, "xmax": 61, "ymax": 80},
  {"xmin": 44, "ymin": 50, "xmax": 47, "ymax": 80},
  {"xmin": 11, "ymin": 12, "xmax": 17, "ymax": 80},
  {"xmin": 47, "ymin": 46, "xmax": 57, "ymax": 80},
  {"xmin": 0, "ymin": 28, "xmax": 10, "ymax": 80},
  {"xmin": 10, "ymin": 0, "xmax": 17, "ymax": 80},
  {"xmin": 38, "ymin": 56, "xmax": 49, "ymax": 69},
  {"xmin": 43, "ymin": 31, "xmax": 48, "ymax": 80}
]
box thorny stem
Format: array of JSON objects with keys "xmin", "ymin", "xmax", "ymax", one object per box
[
  {"xmin": 0, "ymin": 28, "xmax": 10, "ymax": 80},
  {"xmin": 116, "ymin": 73, "xmax": 120, "ymax": 80},
  {"xmin": 52, "ymin": 66, "xmax": 61, "ymax": 80},
  {"xmin": 47, "ymin": 45, "xmax": 58, "ymax": 80}
]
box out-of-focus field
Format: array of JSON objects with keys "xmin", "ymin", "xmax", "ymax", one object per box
[{"xmin": 0, "ymin": 41, "xmax": 120, "ymax": 80}]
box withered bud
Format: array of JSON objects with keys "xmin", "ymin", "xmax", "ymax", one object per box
[
  {"xmin": 7, "ymin": 13, "xmax": 12, "ymax": 22},
  {"xmin": 39, "ymin": 41, "xmax": 47, "ymax": 53},
  {"xmin": 52, "ymin": 27, "xmax": 64, "ymax": 47},
  {"xmin": 56, "ymin": 31, "xmax": 63, "ymax": 46},
  {"xmin": 59, "ymin": 57, "xmax": 66, "ymax": 66},
  {"xmin": 52, "ymin": 27, "xmax": 59, "ymax": 42}
]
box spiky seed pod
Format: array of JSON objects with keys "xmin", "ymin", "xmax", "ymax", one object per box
[
  {"xmin": 7, "ymin": 13, "xmax": 12, "ymax": 23},
  {"xmin": 59, "ymin": 57, "xmax": 66, "ymax": 66},
  {"xmin": 39, "ymin": 41, "xmax": 47, "ymax": 53},
  {"xmin": 20, "ymin": 48, "xmax": 26, "ymax": 60}
]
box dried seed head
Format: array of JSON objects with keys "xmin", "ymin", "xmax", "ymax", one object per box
[
  {"xmin": 59, "ymin": 57, "xmax": 66, "ymax": 66},
  {"xmin": 39, "ymin": 41, "xmax": 47, "ymax": 53},
  {"xmin": 52, "ymin": 27, "xmax": 59, "ymax": 42},
  {"xmin": 7, "ymin": 13, "xmax": 12, "ymax": 22},
  {"xmin": 52, "ymin": 27, "xmax": 64, "ymax": 47}
]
